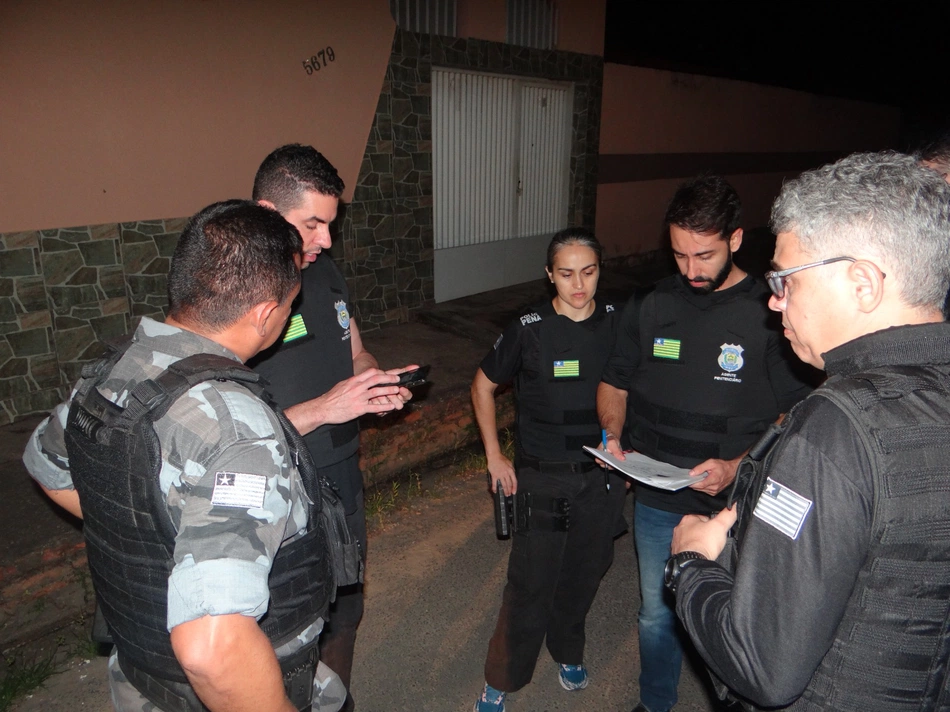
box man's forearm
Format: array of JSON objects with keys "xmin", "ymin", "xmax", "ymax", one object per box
[
  {"xmin": 352, "ymin": 348, "xmax": 377, "ymax": 376},
  {"xmin": 40, "ymin": 485, "xmax": 83, "ymax": 519},
  {"xmin": 284, "ymin": 397, "xmax": 330, "ymax": 436},
  {"xmin": 171, "ymin": 614, "xmax": 296, "ymax": 712},
  {"xmin": 597, "ymin": 381, "xmax": 628, "ymax": 440},
  {"xmin": 675, "ymin": 563, "xmax": 809, "ymax": 707},
  {"xmin": 349, "ymin": 321, "xmax": 377, "ymax": 375}
]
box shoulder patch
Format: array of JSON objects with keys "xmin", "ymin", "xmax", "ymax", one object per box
[
  {"xmin": 753, "ymin": 477, "xmax": 813, "ymax": 540},
  {"xmin": 210, "ymin": 471, "xmax": 268, "ymax": 509},
  {"xmin": 520, "ymin": 312, "xmax": 541, "ymax": 326}
]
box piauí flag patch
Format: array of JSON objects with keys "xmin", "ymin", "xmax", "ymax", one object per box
[
  {"xmin": 753, "ymin": 478, "xmax": 813, "ymax": 540},
  {"xmin": 653, "ymin": 337, "xmax": 681, "ymax": 359},
  {"xmin": 282, "ymin": 313, "xmax": 308, "ymax": 343},
  {"xmin": 553, "ymin": 359, "xmax": 580, "ymax": 378}
]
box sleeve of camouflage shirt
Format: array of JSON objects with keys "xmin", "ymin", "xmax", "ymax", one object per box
[
  {"xmin": 160, "ymin": 380, "xmax": 310, "ymax": 631},
  {"xmin": 22, "ymin": 393, "xmax": 78, "ymax": 491}
]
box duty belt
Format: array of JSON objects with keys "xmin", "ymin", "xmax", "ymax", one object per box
[
  {"xmin": 494, "ymin": 487, "xmax": 572, "ymax": 536},
  {"xmin": 518, "ymin": 455, "xmax": 598, "ymax": 475}
]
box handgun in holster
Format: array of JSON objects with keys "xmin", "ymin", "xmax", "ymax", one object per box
[{"xmin": 491, "ymin": 476, "xmax": 570, "ymax": 539}]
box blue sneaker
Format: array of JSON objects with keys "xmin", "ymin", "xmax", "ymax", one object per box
[
  {"xmin": 558, "ymin": 663, "xmax": 589, "ymax": 690},
  {"xmin": 474, "ymin": 683, "xmax": 506, "ymax": 712}
]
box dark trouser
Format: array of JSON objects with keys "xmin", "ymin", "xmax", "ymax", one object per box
[
  {"xmin": 317, "ymin": 456, "xmax": 367, "ymax": 710},
  {"xmin": 484, "ymin": 465, "xmax": 627, "ymax": 692}
]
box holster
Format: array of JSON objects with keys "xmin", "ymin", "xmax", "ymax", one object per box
[{"xmin": 491, "ymin": 475, "xmax": 570, "ymax": 538}]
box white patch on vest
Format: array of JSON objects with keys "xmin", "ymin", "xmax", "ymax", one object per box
[
  {"xmin": 605, "ymin": 304, "xmax": 615, "ymax": 312},
  {"xmin": 335, "ymin": 300, "xmax": 351, "ymax": 330},
  {"xmin": 714, "ymin": 343, "xmax": 745, "ymax": 383},
  {"xmin": 211, "ymin": 471, "xmax": 267, "ymax": 509},
  {"xmin": 753, "ymin": 477, "xmax": 813, "ymax": 540},
  {"xmin": 520, "ymin": 312, "xmax": 541, "ymax": 326}
]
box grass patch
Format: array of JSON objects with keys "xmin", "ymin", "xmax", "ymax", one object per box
[
  {"xmin": 0, "ymin": 647, "xmax": 61, "ymax": 712},
  {"xmin": 364, "ymin": 427, "xmax": 516, "ymax": 531},
  {"xmin": 365, "ymin": 477, "xmax": 412, "ymax": 530}
]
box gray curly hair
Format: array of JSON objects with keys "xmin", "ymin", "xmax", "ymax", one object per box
[{"xmin": 771, "ymin": 151, "xmax": 950, "ymax": 311}]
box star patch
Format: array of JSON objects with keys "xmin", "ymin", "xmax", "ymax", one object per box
[
  {"xmin": 210, "ymin": 471, "xmax": 267, "ymax": 509},
  {"xmin": 753, "ymin": 477, "xmax": 813, "ymax": 540}
]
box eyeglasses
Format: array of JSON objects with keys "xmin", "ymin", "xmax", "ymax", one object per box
[{"xmin": 765, "ymin": 256, "xmax": 856, "ymax": 298}]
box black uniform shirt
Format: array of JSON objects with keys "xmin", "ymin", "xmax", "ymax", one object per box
[
  {"xmin": 673, "ymin": 331, "xmax": 901, "ymax": 707},
  {"xmin": 481, "ymin": 300, "xmax": 618, "ymax": 461},
  {"xmin": 602, "ymin": 274, "xmax": 814, "ymax": 514}
]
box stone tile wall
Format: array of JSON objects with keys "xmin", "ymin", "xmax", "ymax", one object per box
[
  {"xmin": 0, "ymin": 219, "xmax": 185, "ymax": 424},
  {"xmin": 345, "ymin": 29, "xmax": 603, "ymax": 330}
]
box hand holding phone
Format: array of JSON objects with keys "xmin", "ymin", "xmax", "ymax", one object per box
[{"xmin": 393, "ymin": 365, "xmax": 430, "ymax": 388}]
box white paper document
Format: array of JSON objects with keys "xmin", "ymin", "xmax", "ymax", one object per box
[{"xmin": 582, "ymin": 446, "xmax": 707, "ymax": 491}]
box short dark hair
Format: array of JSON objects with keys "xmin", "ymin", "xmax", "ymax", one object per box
[
  {"xmin": 252, "ymin": 144, "xmax": 345, "ymax": 214},
  {"xmin": 546, "ymin": 227, "xmax": 603, "ymax": 269},
  {"xmin": 664, "ymin": 174, "xmax": 741, "ymax": 240},
  {"xmin": 168, "ymin": 200, "xmax": 302, "ymax": 330},
  {"xmin": 916, "ymin": 129, "xmax": 950, "ymax": 165}
]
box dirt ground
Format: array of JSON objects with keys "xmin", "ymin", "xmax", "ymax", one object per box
[{"xmin": 9, "ymin": 464, "xmax": 718, "ymax": 712}]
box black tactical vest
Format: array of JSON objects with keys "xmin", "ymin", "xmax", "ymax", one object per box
[
  {"xmin": 516, "ymin": 302, "xmax": 617, "ymax": 461},
  {"xmin": 626, "ymin": 277, "xmax": 788, "ymax": 513},
  {"xmin": 64, "ymin": 347, "xmax": 337, "ymax": 711},
  {"xmin": 732, "ymin": 368, "xmax": 950, "ymax": 711},
  {"xmin": 250, "ymin": 257, "xmax": 358, "ymax": 468},
  {"xmin": 626, "ymin": 279, "xmax": 779, "ymax": 466}
]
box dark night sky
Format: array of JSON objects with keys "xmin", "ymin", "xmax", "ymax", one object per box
[{"xmin": 604, "ymin": 1, "xmax": 949, "ymax": 148}]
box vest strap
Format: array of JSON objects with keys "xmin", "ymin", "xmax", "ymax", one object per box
[{"xmin": 518, "ymin": 455, "xmax": 597, "ymax": 474}]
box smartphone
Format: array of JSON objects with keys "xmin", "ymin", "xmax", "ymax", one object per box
[
  {"xmin": 373, "ymin": 365, "xmax": 430, "ymax": 389},
  {"xmin": 397, "ymin": 365, "xmax": 430, "ymax": 388}
]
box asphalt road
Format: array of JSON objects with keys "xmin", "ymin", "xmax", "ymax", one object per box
[{"xmin": 12, "ymin": 466, "xmax": 719, "ymax": 712}]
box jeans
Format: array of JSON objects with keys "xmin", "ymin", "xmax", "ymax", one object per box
[{"xmin": 634, "ymin": 501, "xmax": 685, "ymax": 712}]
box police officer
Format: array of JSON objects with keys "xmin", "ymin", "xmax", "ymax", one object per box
[
  {"xmin": 22, "ymin": 201, "xmax": 345, "ymax": 711},
  {"xmin": 668, "ymin": 152, "xmax": 950, "ymax": 711},
  {"xmin": 249, "ymin": 145, "xmax": 415, "ymax": 711},
  {"xmin": 596, "ymin": 175, "xmax": 813, "ymax": 712},
  {"xmin": 472, "ymin": 228, "xmax": 627, "ymax": 712}
]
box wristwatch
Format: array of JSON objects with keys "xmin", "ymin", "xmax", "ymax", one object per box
[{"xmin": 664, "ymin": 551, "xmax": 707, "ymax": 594}]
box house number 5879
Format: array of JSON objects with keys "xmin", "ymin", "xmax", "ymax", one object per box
[{"xmin": 302, "ymin": 47, "xmax": 336, "ymax": 75}]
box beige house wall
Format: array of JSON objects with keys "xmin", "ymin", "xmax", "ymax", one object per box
[
  {"xmin": 595, "ymin": 64, "xmax": 901, "ymax": 258},
  {"xmin": 457, "ymin": 0, "xmax": 605, "ymax": 55},
  {"xmin": 0, "ymin": 0, "xmax": 395, "ymax": 233}
]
